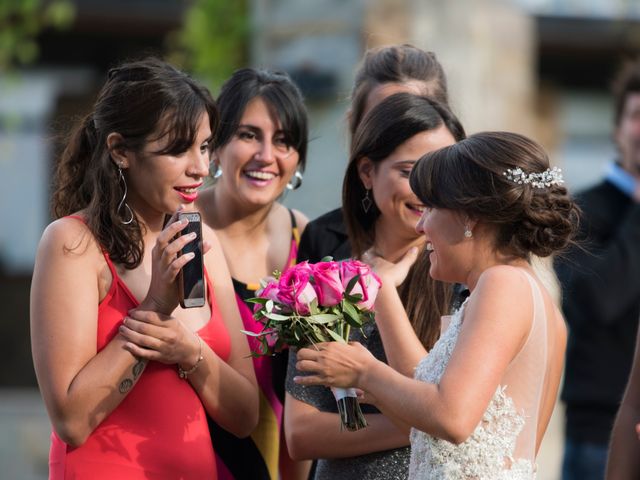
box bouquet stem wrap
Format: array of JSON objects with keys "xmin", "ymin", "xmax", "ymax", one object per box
[{"xmin": 331, "ymin": 387, "xmax": 368, "ymax": 431}]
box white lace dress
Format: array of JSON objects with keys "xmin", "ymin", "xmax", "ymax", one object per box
[{"xmin": 409, "ymin": 271, "xmax": 547, "ymax": 480}]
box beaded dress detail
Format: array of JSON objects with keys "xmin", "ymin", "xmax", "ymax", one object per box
[{"xmin": 409, "ymin": 271, "xmax": 547, "ymax": 479}]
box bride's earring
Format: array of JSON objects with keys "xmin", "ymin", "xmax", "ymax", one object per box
[{"xmin": 463, "ymin": 225, "xmax": 473, "ymax": 238}]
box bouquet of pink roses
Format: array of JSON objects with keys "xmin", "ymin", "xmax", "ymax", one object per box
[{"xmin": 244, "ymin": 257, "xmax": 382, "ymax": 431}]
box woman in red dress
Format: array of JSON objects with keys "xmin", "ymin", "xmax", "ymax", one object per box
[{"xmin": 30, "ymin": 58, "xmax": 258, "ymax": 479}]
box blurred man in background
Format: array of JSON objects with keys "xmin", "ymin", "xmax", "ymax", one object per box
[{"xmin": 556, "ymin": 58, "xmax": 640, "ymax": 480}]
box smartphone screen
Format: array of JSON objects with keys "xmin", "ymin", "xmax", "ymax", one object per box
[{"xmin": 178, "ymin": 212, "xmax": 206, "ymax": 308}]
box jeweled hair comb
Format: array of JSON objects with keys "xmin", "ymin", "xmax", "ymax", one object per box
[{"xmin": 503, "ymin": 166, "xmax": 564, "ymax": 189}]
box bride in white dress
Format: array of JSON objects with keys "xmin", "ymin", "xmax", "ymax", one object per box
[{"xmin": 294, "ymin": 131, "xmax": 579, "ymax": 479}]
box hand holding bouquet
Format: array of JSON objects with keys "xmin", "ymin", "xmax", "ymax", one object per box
[{"xmin": 244, "ymin": 258, "xmax": 382, "ymax": 431}]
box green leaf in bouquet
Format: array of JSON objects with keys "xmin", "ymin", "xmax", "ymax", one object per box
[
  {"xmin": 344, "ymin": 315, "xmax": 363, "ymax": 329},
  {"xmin": 307, "ymin": 313, "xmax": 340, "ymax": 324},
  {"xmin": 326, "ymin": 328, "xmax": 348, "ymax": 343},
  {"xmin": 240, "ymin": 329, "xmax": 267, "ymax": 337},
  {"xmin": 246, "ymin": 297, "xmax": 270, "ymax": 305},
  {"xmin": 342, "ymin": 301, "xmax": 364, "ymax": 328},
  {"xmin": 301, "ymin": 321, "xmax": 327, "ymax": 346},
  {"xmin": 309, "ymin": 324, "xmax": 330, "ymax": 342},
  {"xmin": 338, "ymin": 321, "xmax": 345, "ymax": 339},
  {"xmin": 258, "ymin": 340, "xmax": 270, "ymax": 355},
  {"xmin": 300, "ymin": 319, "xmax": 318, "ymax": 338},
  {"xmin": 247, "ymin": 338, "xmax": 269, "ymax": 358},
  {"xmin": 266, "ymin": 299, "xmax": 274, "ymax": 312},
  {"xmin": 264, "ymin": 312, "xmax": 290, "ymax": 321},
  {"xmin": 345, "ymin": 274, "xmax": 361, "ymax": 295},
  {"xmin": 344, "ymin": 293, "xmax": 363, "ymax": 303},
  {"xmin": 308, "ymin": 298, "xmax": 320, "ymax": 315},
  {"xmin": 320, "ymin": 256, "xmax": 334, "ymax": 262}
]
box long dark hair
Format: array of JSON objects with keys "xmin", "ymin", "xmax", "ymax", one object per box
[
  {"xmin": 53, "ymin": 58, "xmax": 218, "ymax": 268},
  {"xmin": 410, "ymin": 131, "xmax": 580, "ymax": 259},
  {"xmin": 349, "ymin": 44, "xmax": 449, "ymax": 136},
  {"xmin": 343, "ymin": 93, "xmax": 466, "ymax": 349},
  {"xmin": 215, "ymin": 68, "xmax": 308, "ymax": 171}
]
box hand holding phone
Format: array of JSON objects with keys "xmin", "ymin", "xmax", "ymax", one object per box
[{"xmin": 177, "ymin": 212, "xmax": 206, "ymax": 308}]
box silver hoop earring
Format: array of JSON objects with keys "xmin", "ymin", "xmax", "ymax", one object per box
[
  {"xmin": 464, "ymin": 226, "xmax": 473, "ymax": 238},
  {"xmin": 361, "ymin": 189, "xmax": 373, "ymax": 213},
  {"xmin": 117, "ymin": 166, "xmax": 134, "ymax": 225},
  {"xmin": 286, "ymin": 170, "xmax": 303, "ymax": 191}
]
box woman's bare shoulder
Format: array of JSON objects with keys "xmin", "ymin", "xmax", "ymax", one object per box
[
  {"xmin": 474, "ymin": 265, "xmax": 536, "ymax": 300},
  {"xmin": 466, "ymin": 265, "xmax": 534, "ymax": 333},
  {"xmin": 37, "ymin": 215, "xmax": 102, "ymax": 262}
]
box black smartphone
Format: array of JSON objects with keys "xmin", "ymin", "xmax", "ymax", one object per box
[{"xmin": 177, "ymin": 212, "xmax": 206, "ymax": 308}]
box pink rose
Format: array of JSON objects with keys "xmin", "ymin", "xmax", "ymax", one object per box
[
  {"xmin": 311, "ymin": 261, "xmax": 344, "ymax": 307},
  {"xmin": 256, "ymin": 280, "xmax": 280, "ymax": 302},
  {"xmin": 292, "ymin": 261, "xmax": 313, "ymax": 274},
  {"xmin": 340, "ymin": 260, "xmax": 382, "ymax": 311},
  {"xmin": 277, "ymin": 267, "xmax": 317, "ymax": 315}
]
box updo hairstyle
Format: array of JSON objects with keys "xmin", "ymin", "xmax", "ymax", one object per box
[{"xmin": 410, "ymin": 131, "xmax": 579, "ymax": 258}]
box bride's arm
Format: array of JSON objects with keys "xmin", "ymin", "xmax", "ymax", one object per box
[{"xmin": 296, "ymin": 266, "xmax": 533, "ymax": 443}]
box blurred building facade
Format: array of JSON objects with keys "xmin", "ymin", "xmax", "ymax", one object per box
[{"xmin": 4, "ymin": 0, "xmax": 640, "ymax": 285}]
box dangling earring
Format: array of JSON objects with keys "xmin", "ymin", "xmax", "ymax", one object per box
[
  {"xmin": 464, "ymin": 225, "xmax": 473, "ymax": 238},
  {"xmin": 212, "ymin": 165, "xmax": 223, "ymax": 179},
  {"xmin": 361, "ymin": 189, "xmax": 372, "ymax": 213},
  {"xmin": 117, "ymin": 166, "xmax": 134, "ymax": 225},
  {"xmin": 286, "ymin": 170, "xmax": 303, "ymax": 191}
]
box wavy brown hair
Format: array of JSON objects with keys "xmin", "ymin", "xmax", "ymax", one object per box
[
  {"xmin": 349, "ymin": 44, "xmax": 448, "ymax": 137},
  {"xmin": 410, "ymin": 131, "xmax": 580, "ymax": 259},
  {"xmin": 343, "ymin": 93, "xmax": 466, "ymax": 349},
  {"xmin": 53, "ymin": 58, "xmax": 218, "ymax": 269}
]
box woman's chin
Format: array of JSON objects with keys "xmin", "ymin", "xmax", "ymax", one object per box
[
  {"xmin": 428, "ymin": 263, "xmax": 449, "ymax": 283},
  {"xmin": 240, "ymin": 190, "xmax": 281, "ymax": 208}
]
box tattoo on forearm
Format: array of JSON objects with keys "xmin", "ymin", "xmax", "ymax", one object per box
[
  {"xmin": 119, "ymin": 378, "xmax": 133, "ymax": 394},
  {"xmin": 119, "ymin": 358, "xmax": 147, "ymax": 394},
  {"xmin": 132, "ymin": 358, "xmax": 146, "ymax": 379}
]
